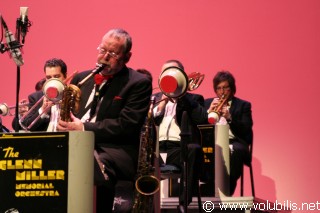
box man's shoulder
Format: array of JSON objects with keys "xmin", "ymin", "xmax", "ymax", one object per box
[
  {"xmin": 75, "ymin": 70, "xmax": 92, "ymax": 78},
  {"xmin": 233, "ymin": 96, "xmax": 251, "ymax": 105},
  {"xmin": 204, "ymin": 97, "xmax": 213, "ymax": 110},
  {"xmin": 70, "ymin": 70, "xmax": 92, "ymax": 84},
  {"xmin": 28, "ymin": 90, "xmax": 43, "ymax": 99},
  {"xmin": 189, "ymin": 92, "xmax": 203, "ymax": 98},
  {"xmin": 186, "ymin": 92, "xmax": 204, "ymax": 101}
]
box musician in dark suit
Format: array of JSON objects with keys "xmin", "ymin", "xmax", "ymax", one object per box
[
  {"xmin": 205, "ymin": 70, "xmax": 253, "ymax": 195},
  {"xmin": 13, "ymin": 58, "xmax": 68, "ymax": 131},
  {"xmin": 57, "ymin": 29, "xmax": 152, "ymax": 212},
  {"xmin": 153, "ymin": 60, "xmax": 207, "ymax": 212}
]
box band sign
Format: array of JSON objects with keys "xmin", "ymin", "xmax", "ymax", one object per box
[{"xmin": 0, "ymin": 132, "xmax": 69, "ymax": 213}]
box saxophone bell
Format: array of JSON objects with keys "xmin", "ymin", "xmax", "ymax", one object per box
[{"xmin": 135, "ymin": 175, "xmax": 160, "ymax": 196}]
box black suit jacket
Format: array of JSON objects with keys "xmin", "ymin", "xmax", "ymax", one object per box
[
  {"xmin": 153, "ymin": 92, "xmax": 208, "ymax": 144},
  {"xmin": 204, "ymin": 96, "xmax": 253, "ymax": 146},
  {"xmin": 70, "ymin": 66, "xmax": 152, "ymax": 148}
]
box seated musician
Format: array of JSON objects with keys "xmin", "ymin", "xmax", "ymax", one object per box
[
  {"xmin": 153, "ymin": 59, "xmax": 208, "ymax": 212},
  {"xmin": 12, "ymin": 58, "xmax": 68, "ymax": 131},
  {"xmin": 205, "ymin": 70, "xmax": 253, "ymax": 195}
]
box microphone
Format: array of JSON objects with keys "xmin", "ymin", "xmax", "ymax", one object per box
[
  {"xmin": 0, "ymin": 15, "xmax": 24, "ymax": 66},
  {"xmin": 20, "ymin": 7, "xmax": 29, "ymax": 44}
]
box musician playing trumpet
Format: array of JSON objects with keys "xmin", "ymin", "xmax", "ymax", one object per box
[{"xmin": 205, "ymin": 70, "xmax": 253, "ymax": 195}]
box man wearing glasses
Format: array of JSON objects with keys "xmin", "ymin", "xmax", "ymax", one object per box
[
  {"xmin": 205, "ymin": 70, "xmax": 253, "ymax": 195},
  {"xmin": 58, "ymin": 28, "xmax": 152, "ymax": 212}
]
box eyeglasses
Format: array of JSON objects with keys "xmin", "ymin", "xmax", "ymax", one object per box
[
  {"xmin": 216, "ymin": 86, "xmax": 230, "ymax": 91},
  {"xmin": 97, "ymin": 46, "xmax": 120, "ymax": 59}
]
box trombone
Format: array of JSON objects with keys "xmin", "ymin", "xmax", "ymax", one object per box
[
  {"xmin": 18, "ymin": 78, "xmax": 66, "ymax": 131},
  {"xmin": 156, "ymin": 66, "xmax": 204, "ymax": 103},
  {"xmin": 18, "ymin": 69, "xmax": 78, "ymax": 131},
  {"xmin": 18, "ymin": 63, "xmax": 106, "ymax": 131}
]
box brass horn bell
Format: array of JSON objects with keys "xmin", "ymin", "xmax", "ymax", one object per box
[{"xmin": 158, "ymin": 66, "xmax": 189, "ymax": 98}]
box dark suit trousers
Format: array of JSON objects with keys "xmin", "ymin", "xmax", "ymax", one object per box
[
  {"xmin": 159, "ymin": 140, "xmax": 203, "ymax": 205},
  {"xmin": 95, "ymin": 145, "xmax": 138, "ymax": 213},
  {"xmin": 229, "ymin": 140, "xmax": 250, "ymax": 195}
]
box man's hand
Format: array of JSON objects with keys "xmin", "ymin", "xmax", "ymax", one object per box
[
  {"xmin": 18, "ymin": 99, "xmax": 29, "ymax": 117},
  {"xmin": 57, "ymin": 113, "xmax": 84, "ymax": 131}
]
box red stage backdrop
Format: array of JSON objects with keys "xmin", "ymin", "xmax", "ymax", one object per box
[{"xmin": 1, "ymin": 1, "xmax": 320, "ymax": 212}]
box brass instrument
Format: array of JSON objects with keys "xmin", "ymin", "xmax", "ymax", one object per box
[
  {"xmin": 207, "ymin": 94, "xmax": 229, "ymax": 124},
  {"xmin": 18, "ymin": 64, "xmax": 106, "ymax": 131},
  {"xmin": 132, "ymin": 96, "xmax": 160, "ymax": 213},
  {"xmin": 188, "ymin": 72, "xmax": 205, "ymax": 91},
  {"xmin": 0, "ymin": 102, "xmax": 30, "ymax": 116},
  {"xmin": 60, "ymin": 84, "xmax": 81, "ymax": 122},
  {"xmin": 17, "ymin": 69, "xmax": 82, "ymax": 130},
  {"xmin": 157, "ymin": 66, "xmax": 204, "ymax": 103}
]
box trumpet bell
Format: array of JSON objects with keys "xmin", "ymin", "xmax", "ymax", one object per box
[
  {"xmin": 208, "ymin": 111, "xmax": 220, "ymax": 124},
  {"xmin": 158, "ymin": 66, "xmax": 188, "ymax": 98},
  {"xmin": 0, "ymin": 103, "xmax": 9, "ymax": 116},
  {"xmin": 43, "ymin": 78, "xmax": 66, "ymax": 102}
]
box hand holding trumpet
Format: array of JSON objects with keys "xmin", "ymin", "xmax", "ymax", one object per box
[
  {"xmin": 207, "ymin": 94, "xmax": 231, "ymax": 124},
  {"xmin": 208, "ymin": 97, "xmax": 231, "ymax": 120}
]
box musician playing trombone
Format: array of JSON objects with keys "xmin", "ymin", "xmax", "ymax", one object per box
[
  {"xmin": 205, "ymin": 70, "xmax": 253, "ymax": 195},
  {"xmin": 15, "ymin": 58, "xmax": 68, "ymax": 131},
  {"xmin": 153, "ymin": 59, "xmax": 208, "ymax": 212}
]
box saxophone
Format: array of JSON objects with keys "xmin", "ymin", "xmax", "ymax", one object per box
[
  {"xmin": 60, "ymin": 84, "xmax": 81, "ymax": 121},
  {"xmin": 132, "ymin": 96, "xmax": 160, "ymax": 213}
]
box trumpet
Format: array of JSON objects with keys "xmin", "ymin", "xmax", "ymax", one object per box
[
  {"xmin": 207, "ymin": 94, "xmax": 229, "ymax": 124},
  {"xmin": 0, "ymin": 102, "xmax": 30, "ymax": 116}
]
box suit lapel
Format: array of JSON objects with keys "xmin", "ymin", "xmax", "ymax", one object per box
[
  {"xmin": 77, "ymin": 77, "xmax": 95, "ymax": 118},
  {"xmin": 96, "ymin": 68, "xmax": 129, "ymax": 120},
  {"xmin": 229, "ymin": 97, "xmax": 239, "ymax": 117}
]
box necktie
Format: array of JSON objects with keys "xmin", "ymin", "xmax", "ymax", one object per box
[
  {"xmin": 88, "ymin": 74, "xmax": 113, "ymax": 121},
  {"xmin": 94, "ymin": 74, "xmax": 113, "ymax": 85}
]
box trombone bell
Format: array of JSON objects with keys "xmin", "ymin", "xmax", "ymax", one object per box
[
  {"xmin": 158, "ymin": 66, "xmax": 205, "ymax": 99},
  {"xmin": 158, "ymin": 66, "xmax": 188, "ymax": 98},
  {"xmin": 43, "ymin": 78, "xmax": 65, "ymax": 102}
]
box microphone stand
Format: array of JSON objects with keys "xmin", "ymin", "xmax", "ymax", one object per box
[
  {"xmin": 180, "ymin": 111, "xmax": 190, "ymax": 213},
  {"xmin": 13, "ymin": 17, "xmax": 23, "ymax": 132}
]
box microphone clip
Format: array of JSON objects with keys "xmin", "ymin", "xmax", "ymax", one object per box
[{"xmin": 0, "ymin": 42, "xmax": 6, "ymax": 53}]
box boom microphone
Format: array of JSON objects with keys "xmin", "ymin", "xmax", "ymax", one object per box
[
  {"xmin": 20, "ymin": 7, "xmax": 29, "ymax": 44},
  {"xmin": 0, "ymin": 15, "xmax": 24, "ymax": 66}
]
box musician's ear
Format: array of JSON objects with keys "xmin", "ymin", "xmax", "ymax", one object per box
[{"xmin": 123, "ymin": 52, "xmax": 131, "ymax": 63}]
